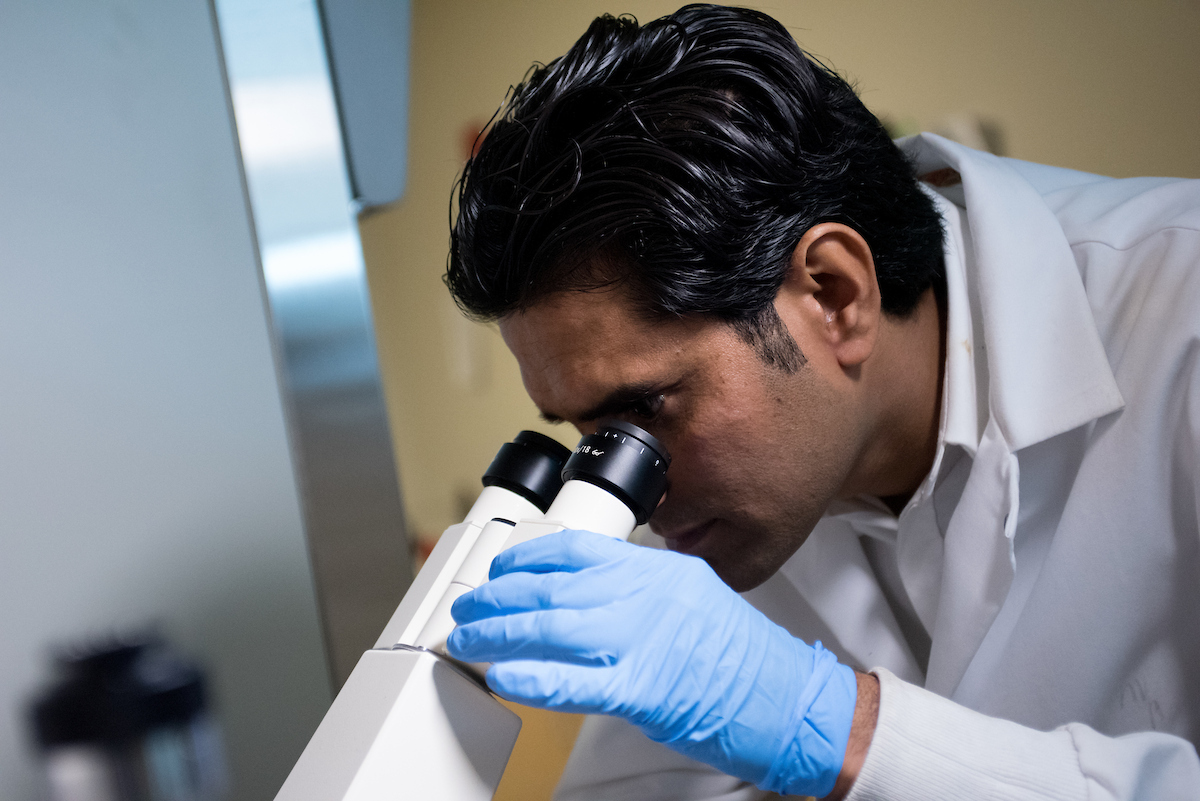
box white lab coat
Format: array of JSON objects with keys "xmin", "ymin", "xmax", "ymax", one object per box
[{"xmin": 554, "ymin": 134, "xmax": 1200, "ymax": 800}]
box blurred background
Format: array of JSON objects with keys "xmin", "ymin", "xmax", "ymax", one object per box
[{"xmin": 1, "ymin": 1, "xmax": 1197, "ymax": 800}]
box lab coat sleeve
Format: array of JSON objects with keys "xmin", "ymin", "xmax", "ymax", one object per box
[{"xmin": 845, "ymin": 669, "xmax": 1200, "ymax": 801}]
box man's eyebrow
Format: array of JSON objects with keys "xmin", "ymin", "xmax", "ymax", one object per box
[{"xmin": 539, "ymin": 381, "xmax": 665, "ymax": 426}]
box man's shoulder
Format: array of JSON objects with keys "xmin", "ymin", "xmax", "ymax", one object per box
[
  {"xmin": 1026, "ymin": 169, "xmax": 1200, "ymax": 415},
  {"xmin": 1031, "ymin": 170, "xmax": 1200, "ymax": 253},
  {"xmin": 985, "ymin": 157, "xmax": 1200, "ymax": 354},
  {"xmin": 952, "ymin": 146, "xmax": 1200, "ymax": 254}
]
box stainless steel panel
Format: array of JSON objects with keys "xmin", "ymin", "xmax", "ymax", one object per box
[{"xmin": 214, "ymin": 0, "xmax": 414, "ymax": 689}]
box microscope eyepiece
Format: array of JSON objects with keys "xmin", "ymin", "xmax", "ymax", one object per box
[
  {"xmin": 562, "ymin": 421, "xmax": 670, "ymax": 525},
  {"xmin": 482, "ymin": 430, "xmax": 572, "ymax": 512}
]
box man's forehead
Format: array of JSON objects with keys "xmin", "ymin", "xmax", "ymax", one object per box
[
  {"xmin": 500, "ymin": 292, "xmax": 652, "ymax": 374},
  {"xmin": 498, "ymin": 290, "xmax": 701, "ymax": 420},
  {"xmin": 502, "ymin": 289, "xmax": 651, "ymax": 350}
]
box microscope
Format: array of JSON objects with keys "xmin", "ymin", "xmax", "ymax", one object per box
[{"xmin": 274, "ymin": 421, "xmax": 669, "ymax": 800}]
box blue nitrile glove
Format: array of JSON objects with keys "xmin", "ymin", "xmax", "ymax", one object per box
[{"xmin": 446, "ymin": 529, "xmax": 858, "ymax": 798}]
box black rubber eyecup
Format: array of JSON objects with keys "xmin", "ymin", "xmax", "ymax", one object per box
[{"xmin": 482, "ymin": 430, "xmax": 572, "ymax": 512}]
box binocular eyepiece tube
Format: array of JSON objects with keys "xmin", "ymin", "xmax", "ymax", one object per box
[{"xmin": 412, "ymin": 421, "xmax": 670, "ymax": 657}]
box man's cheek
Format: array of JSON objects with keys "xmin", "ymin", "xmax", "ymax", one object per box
[{"xmin": 649, "ymin": 471, "xmax": 711, "ymax": 526}]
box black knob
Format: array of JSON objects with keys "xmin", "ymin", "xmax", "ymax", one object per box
[
  {"xmin": 482, "ymin": 430, "xmax": 572, "ymax": 512},
  {"xmin": 562, "ymin": 420, "xmax": 670, "ymax": 524},
  {"xmin": 30, "ymin": 637, "xmax": 207, "ymax": 748}
]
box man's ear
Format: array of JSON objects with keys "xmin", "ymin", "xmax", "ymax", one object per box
[{"xmin": 775, "ymin": 222, "xmax": 881, "ymax": 369}]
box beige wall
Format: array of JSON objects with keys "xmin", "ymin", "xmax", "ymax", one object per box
[{"xmin": 359, "ymin": 2, "xmax": 1200, "ymax": 795}]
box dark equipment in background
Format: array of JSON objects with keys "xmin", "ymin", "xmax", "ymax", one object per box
[{"xmin": 29, "ymin": 637, "xmax": 227, "ymax": 801}]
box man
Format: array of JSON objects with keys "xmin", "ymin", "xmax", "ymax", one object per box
[{"xmin": 442, "ymin": 5, "xmax": 1200, "ymax": 799}]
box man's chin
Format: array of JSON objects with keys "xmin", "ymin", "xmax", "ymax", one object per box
[
  {"xmin": 705, "ymin": 554, "xmax": 778, "ymax": 594},
  {"xmin": 672, "ymin": 520, "xmax": 814, "ymax": 594},
  {"xmin": 652, "ymin": 515, "xmax": 820, "ymax": 592},
  {"xmin": 688, "ymin": 528, "xmax": 787, "ymax": 593}
]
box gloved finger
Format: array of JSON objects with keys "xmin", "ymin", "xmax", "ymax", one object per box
[
  {"xmin": 488, "ymin": 529, "xmax": 635, "ymax": 580},
  {"xmin": 485, "ymin": 659, "xmax": 620, "ymax": 715},
  {"xmin": 452, "ymin": 567, "xmax": 624, "ymax": 623},
  {"xmin": 446, "ymin": 607, "xmax": 621, "ymax": 666}
]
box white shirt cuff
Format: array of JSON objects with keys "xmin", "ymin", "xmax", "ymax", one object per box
[{"xmin": 844, "ymin": 668, "xmax": 1087, "ymax": 801}]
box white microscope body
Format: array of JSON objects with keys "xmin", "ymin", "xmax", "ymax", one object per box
[{"xmin": 274, "ymin": 423, "xmax": 669, "ymax": 801}]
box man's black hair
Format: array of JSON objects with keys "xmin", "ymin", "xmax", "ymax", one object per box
[{"xmin": 445, "ymin": 4, "xmax": 944, "ymax": 370}]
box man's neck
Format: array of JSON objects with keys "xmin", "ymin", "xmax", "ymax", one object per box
[{"xmin": 842, "ymin": 286, "xmax": 946, "ymax": 507}]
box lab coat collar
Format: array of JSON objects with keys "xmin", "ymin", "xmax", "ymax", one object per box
[
  {"xmin": 901, "ymin": 134, "xmax": 1125, "ymax": 453},
  {"xmin": 934, "ymin": 189, "xmax": 986, "ymax": 459},
  {"xmin": 900, "ymin": 135, "xmax": 1125, "ymax": 696}
]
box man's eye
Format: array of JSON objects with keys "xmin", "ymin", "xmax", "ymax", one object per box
[{"xmin": 630, "ymin": 394, "xmax": 665, "ymax": 420}]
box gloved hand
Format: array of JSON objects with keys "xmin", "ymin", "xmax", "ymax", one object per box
[{"xmin": 446, "ymin": 529, "xmax": 859, "ymax": 798}]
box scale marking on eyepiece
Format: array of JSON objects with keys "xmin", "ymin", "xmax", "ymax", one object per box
[{"xmin": 561, "ymin": 420, "xmax": 670, "ymax": 524}]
